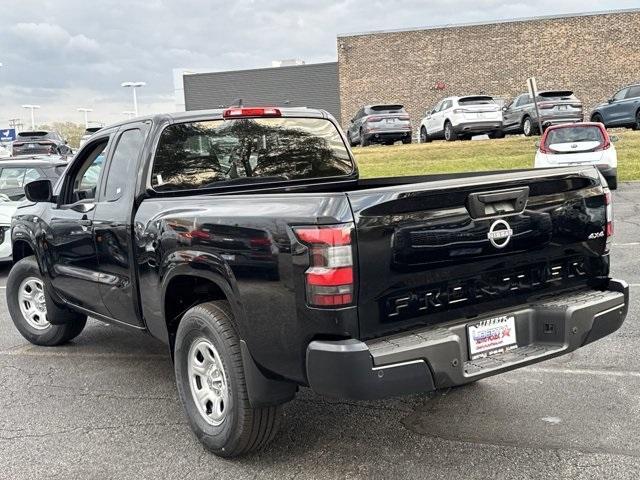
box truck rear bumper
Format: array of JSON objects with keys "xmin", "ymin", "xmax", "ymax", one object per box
[{"xmin": 306, "ymin": 279, "xmax": 628, "ymax": 400}]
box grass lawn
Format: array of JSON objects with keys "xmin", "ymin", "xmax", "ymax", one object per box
[{"xmin": 354, "ymin": 130, "xmax": 640, "ymax": 181}]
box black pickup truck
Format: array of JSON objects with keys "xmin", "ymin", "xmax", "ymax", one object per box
[{"xmin": 7, "ymin": 107, "xmax": 628, "ymax": 457}]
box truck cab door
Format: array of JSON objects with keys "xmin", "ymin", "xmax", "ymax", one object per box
[
  {"xmin": 91, "ymin": 124, "xmax": 148, "ymax": 328},
  {"xmin": 47, "ymin": 136, "xmax": 112, "ymax": 315}
]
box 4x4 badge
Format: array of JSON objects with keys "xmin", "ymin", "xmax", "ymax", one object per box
[{"xmin": 487, "ymin": 219, "xmax": 513, "ymax": 249}]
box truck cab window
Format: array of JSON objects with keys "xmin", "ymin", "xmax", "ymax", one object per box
[
  {"xmin": 103, "ymin": 129, "xmax": 144, "ymax": 201},
  {"xmin": 69, "ymin": 141, "xmax": 107, "ymax": 203},
  {"xmin": 152, "ymin": 117, "xmax": 353, "ymax": 192}
]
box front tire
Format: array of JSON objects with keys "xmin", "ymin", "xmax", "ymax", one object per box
[
  {"xmin": 444, "ymin": 121, "xmax": 458, "ymax": 141},
  {"xmin": 420, "ymin": 127, "xmax": 431, "ymax": 143},
  {"xmin": 174, "ymin": 301, "xmax": 283, "ymax": 457},
  {"xmin": 7, "ymin": 256, "xmax": 87, "ymax": 346},
  {"xmin": 634, "ymin": 110, "xmax": 640, "ymax": 131},
  {"xmin": 359, "ymin": 130, "xmax": 370, "ymax": 147},
  {"xmin": 522, "ymin": 116, "xmax": 536, "ymax": 137},
  {"xmin": 346, "ymin": 132, "xmax": 353, "ymax": 147}
]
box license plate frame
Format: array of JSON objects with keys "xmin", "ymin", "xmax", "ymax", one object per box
[{"xmin": 467, "ymin": 315, "xmax": 518, "ymax": 360}]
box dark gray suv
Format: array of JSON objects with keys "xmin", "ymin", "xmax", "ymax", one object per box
[
  {"xmin": 346, "ymin": 104, "xmax": 412, "ymax": 147},
  {"xmin": 502, "ymin": 90, "xmax": 583, "ymax": 136},
  {"xmin": 590, "ymin": 84, "xmax": 640, "ymax": 130}
]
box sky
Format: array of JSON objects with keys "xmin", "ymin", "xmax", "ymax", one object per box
[{"xmin": 0, "ymin": 0, "xmax": 637, "ymax": 128}]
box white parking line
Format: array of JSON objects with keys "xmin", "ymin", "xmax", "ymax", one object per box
[
  {"xmin": 526, "ymin": 366, "xmax": 640, "ymax": 378},
  {"xmin": 613, "ymin": 243, "xmax": 640, "ymax": 247}
]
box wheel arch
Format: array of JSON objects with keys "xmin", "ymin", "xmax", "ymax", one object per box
[
  {"xmin": 12, "ymin": 239, "xmax": 35, "ymax": 263},
  {"xmin": 161, "ymin": 264, "xmax": 245, "ymax": 354}
]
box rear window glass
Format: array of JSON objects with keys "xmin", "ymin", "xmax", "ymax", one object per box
[
  {"xmin": 369, "ymin": 105, "xmax": 405, "ymax": 114},
  {"xmin": 458, "ymin": 96, "xmax": 495, "ymax": 105},
  {"xmin": 538, "ymin": 91, "xmax": 575, "ymax": 100},
  {"xmin": 545, "ymin": 126, "xmax": 604, "ymax": 146},
  {"xmin": 151, "ymin": 117, "xmax": 353, "ymax": 191}
]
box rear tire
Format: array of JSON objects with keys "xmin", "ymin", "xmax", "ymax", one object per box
[
  {"xmin": 634, "ymin": 110, "xmax": 640, "ymax": 131},
  {"xmin": 402, "ymin": 137, "xmax": 411, "ymax": 144},
  {"xmin": 174, "ymin": 301, "xmax": 283, "ymax": 457},
  {"xmin": 420, "ymin": 127, "xmax": 431, "ymax": 143},
  {"xmin": 606, "ymin": 175, "xmax": 618, "ymax": 190},
  {"xmin": 490, "ymin": 130, "xmax": 505, "ymax": 139},
  {"xmin": 7, "ymin": 256, "xmax": 87, "ymax": 346},
  {"xmin": 444, "ymin": 122, "xmax": 458, "ymax": 141}
]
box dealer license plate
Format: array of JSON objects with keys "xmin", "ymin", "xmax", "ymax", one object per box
[{"xmin": 467, "ymin": 315, "xmax": 517, "ymax": 360}]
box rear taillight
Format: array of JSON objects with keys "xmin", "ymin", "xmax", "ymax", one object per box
[
  {"xmin": 538, "ymin": 102, "xmax": 555, "ymax": 109},
  {"xmin": 605, "ymin": 189, "xmax": 613, "ymax": 251},
  {"xmin": 538, "ymin": 128, "xmax": 552, "ymax": 154},
  {"xmin": 594, "ymin": 124, "xmax": 611, "ymax": 151},
  {"xmin": 249, "ymin": 237, "xmax": 271, "ymax": 247},
  {"xmin": 294, "ymin": 224, "xmax": 354, "ymax": 308},
  {"xmin": 365, "ymin": 116, "xmax": 383, "ymax": 123}
]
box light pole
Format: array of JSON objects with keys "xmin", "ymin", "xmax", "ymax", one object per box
[
  {"xmin": 122, "ymin": 111, "xmax": 136, "ymax": 119},
  {"xmin": 77, "ymin": 108, "xmax": 93, "ymax": 128},
  {"xmin": 121, "ymin": 81, "xmax": 146, "ymax": 116},
  {"xmin": 21, "ymin": 105, "xmax": 40, "ymax": 129}
]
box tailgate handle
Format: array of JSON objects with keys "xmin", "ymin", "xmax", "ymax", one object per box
[{"xmin": 467, "ymin": 187, "xmax": 529, "ymax": 219}]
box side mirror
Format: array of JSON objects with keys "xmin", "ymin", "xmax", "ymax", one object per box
[
  {"xmin": 610, "ymin": 135, "xmax": 619, "ymax": 143},
  {"xmin": 350, "ymin": 118, "xmax": 355, "ymax": 123},
  {"xmin": 502, "ymin": 106, "xmax": 508, "ymax": 111},
  {"xmin": 24, "ymin": 179, "xmax": 53, "ymax": 203},
  {"xmin": 608, "ymin": 98, "xmax": 614, "ymax": 104}
]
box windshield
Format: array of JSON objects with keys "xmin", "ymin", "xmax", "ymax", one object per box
[
  {"xmin": 151, "ymin": 117, "xmax": 353, "ymax": 191},
  {"xmin": 545, "ymin": 126, "xmax": 604, "ymax": 146}
]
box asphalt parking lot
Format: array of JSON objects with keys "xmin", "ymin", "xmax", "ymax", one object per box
[{"xmin": 0, "ymin": 184, "xmax": 638, "ymax": 480}]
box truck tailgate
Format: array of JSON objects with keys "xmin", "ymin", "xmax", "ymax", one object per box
[{"xmin": 346, "ymin": 167, "xmax": 609, "ymax": 339}]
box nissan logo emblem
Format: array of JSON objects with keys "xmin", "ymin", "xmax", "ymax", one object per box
[{"xmin": 487, "ymin": 219, "xmax": 513, "ymax": 249}]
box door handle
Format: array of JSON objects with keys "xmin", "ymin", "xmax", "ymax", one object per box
[{"xmin": 79, "ymin": 214, "xmax": 93, "ymax": 228}]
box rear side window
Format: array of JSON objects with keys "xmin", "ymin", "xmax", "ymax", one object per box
[
  {"xmin": 103, "ymin": 129, "xmax": 144, "ymax": 201},
  {"xmin": 151, "ymin": 117, "xmax": 353, "ymax": 191},
  {"xmin": 626, "ymin": 86, "xmax": 640, "ymax": 99}
]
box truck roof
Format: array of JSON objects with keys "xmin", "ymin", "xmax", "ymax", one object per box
[{"xmin": 103, "ymin": 106, "xmax": 329, "ymax": 131}]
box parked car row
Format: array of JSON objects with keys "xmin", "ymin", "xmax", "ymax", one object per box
[
  {"xmin": 350, "ymin": 82, "xmax": 640, "ymax": 146},
  {"xmin": 420, "ymin": 90, "xmax": 584, "ymax": 142}
]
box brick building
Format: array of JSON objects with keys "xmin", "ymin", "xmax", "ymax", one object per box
[{"xmin": 337, "ymin": 9, "xmax": 640, "ymax": 129}]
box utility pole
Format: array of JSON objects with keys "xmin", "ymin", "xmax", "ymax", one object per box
[
  {"xmin": 121, "ymin": 81, "xmax": 146, "ymax": 116},
  {"xmin": 77, "ymin": 108, "xmax": 93, "ymax": 128},
  {"xmin": 21, "ymin": 105, "xmax": 41, "ymax": 130}
]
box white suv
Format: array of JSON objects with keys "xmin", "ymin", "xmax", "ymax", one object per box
[{"xmin": 419, "ymin": 95, "xmax": 503, "ymax": 142}]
